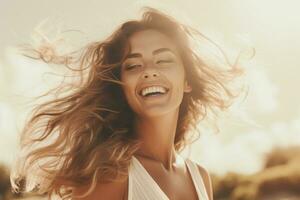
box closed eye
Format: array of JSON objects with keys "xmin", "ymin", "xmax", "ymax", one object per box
[
  {"xmin": 156, "ymin": 60, "xmax": 173, "ymax": 64},
  {"xmin": 125, "ymin": 64, "xmax": 142, "ymax": 70}
]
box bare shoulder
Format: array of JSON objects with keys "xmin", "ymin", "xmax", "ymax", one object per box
[
  {"xmin": 196, "ymin": 163, "xmax": 214, "ymax": 200},
  {"xmin": 72, "ymin": 178, "xmax": 128, "ymax": 200}
]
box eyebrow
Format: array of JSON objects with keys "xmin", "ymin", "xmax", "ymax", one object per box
[{"xmin": 124, "ymin": 48, "xmax": 175, "ymax": 59}]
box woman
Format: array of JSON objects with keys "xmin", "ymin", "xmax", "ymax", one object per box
[{"xmin": 11, "ymin": 7, "xmax": 242, "ymax": 200}]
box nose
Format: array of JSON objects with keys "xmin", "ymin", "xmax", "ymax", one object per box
[
  {"xmin": 142, "ymin": 63, "xmax": 159, "ymax": 79},
  {"xmin": 143, "ymin": 71, "xmax": 158, "ymax": 79}
]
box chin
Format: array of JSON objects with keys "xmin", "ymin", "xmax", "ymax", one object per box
[{"xmin": 138, "ymin": 106, "xmax": 178, "ymax": 118}]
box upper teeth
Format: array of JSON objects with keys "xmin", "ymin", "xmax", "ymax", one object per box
[{"xmin": 141, "ymin": 86, "xmax": 167, "ymax": 97}]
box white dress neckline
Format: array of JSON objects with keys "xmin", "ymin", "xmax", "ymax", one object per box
[{"xmin": 129, "ymin": 155, "xmax": 209, "ymax": 200}]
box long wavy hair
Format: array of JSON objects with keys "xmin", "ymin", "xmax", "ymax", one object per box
[{"xmin": 11, "ymin": 6, "xmax": 243, "ymax": 200}]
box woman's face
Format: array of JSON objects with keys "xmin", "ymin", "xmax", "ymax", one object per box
[{"xmin": 120, "ymin": 29, "xmax": 191, "ymax": 118}]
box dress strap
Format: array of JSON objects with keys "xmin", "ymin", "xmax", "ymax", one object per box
[
  {"xmin": 185, "ymin": 159, "xmax": 210, "ymax": 200},
  {"xmin": 128, "ymin": 156, "xmax": 169, "ymax": 200},
  {"xmin": 128, "ymin": 164, "xmax": 133, "ymax": 200}
]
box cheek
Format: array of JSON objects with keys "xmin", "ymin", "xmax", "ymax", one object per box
[
  {"xmin": 121, "ymin": 73, "xmax": 138, "ymax": 97},
  {"xmin": 170, "ymin": 70, "xmax": 187, "ymax": 103},
  {"xmin": 166, "ymin": 66, "xmax": 186, "ymax": 87}
]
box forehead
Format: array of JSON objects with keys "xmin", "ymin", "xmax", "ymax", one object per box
[{"xmin": 127, "ymin": 29, "xmax": 179, "ymax": 55}]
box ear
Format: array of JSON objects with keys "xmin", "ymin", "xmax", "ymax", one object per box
[{"xmin": 184, "ymin": 80, "xmax": 192, "ymax": 93}]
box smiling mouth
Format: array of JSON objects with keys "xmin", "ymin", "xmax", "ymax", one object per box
[{"xmin": 138, "ymin": 86, "xmax": 170, "ymax": 98}]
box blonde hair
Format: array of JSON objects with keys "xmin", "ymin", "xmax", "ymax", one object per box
[{"xmin": 11, "ymin": 7, "xmax": 243, "ymax": 200}]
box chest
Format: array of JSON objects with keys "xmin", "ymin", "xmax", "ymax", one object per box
[
  {"xmin": 147, "ymin": 167, "xmax": 199, "ymax": 200},
  {"xmin": 125, "ymin": 159, "xmax": 199, "ymax": 200}
]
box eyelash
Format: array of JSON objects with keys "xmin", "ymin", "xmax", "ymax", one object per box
[
  {"xmin": 157, "ymin": 60, "xmax": 172, "ymax": 64},
  {"xmin": 125, "ymin": 60, "xmax": 173, "ymax": 70}
]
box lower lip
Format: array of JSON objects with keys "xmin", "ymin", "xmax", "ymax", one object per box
[{"xmin": 140, "ymin": 91, "xmax": 169, "ymax": 99}]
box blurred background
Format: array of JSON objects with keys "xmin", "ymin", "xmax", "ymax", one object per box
[{"xmin": 1, "ymin": 0, "xmax": 300, "ymax": 199}]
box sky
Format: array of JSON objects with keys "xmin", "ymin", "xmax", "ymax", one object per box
[{"xmin": 0, "ymin": 0, "xmax": 300, "ymax": 176}]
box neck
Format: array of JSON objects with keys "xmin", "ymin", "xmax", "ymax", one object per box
[{"xmin": 133, "ymin": 109, "xmax": 179, "ymax": 171}]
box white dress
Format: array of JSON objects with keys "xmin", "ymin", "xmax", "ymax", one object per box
[{"xmin": 127, "ymin": 155, "xmax": 210, "ymax": 200}]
